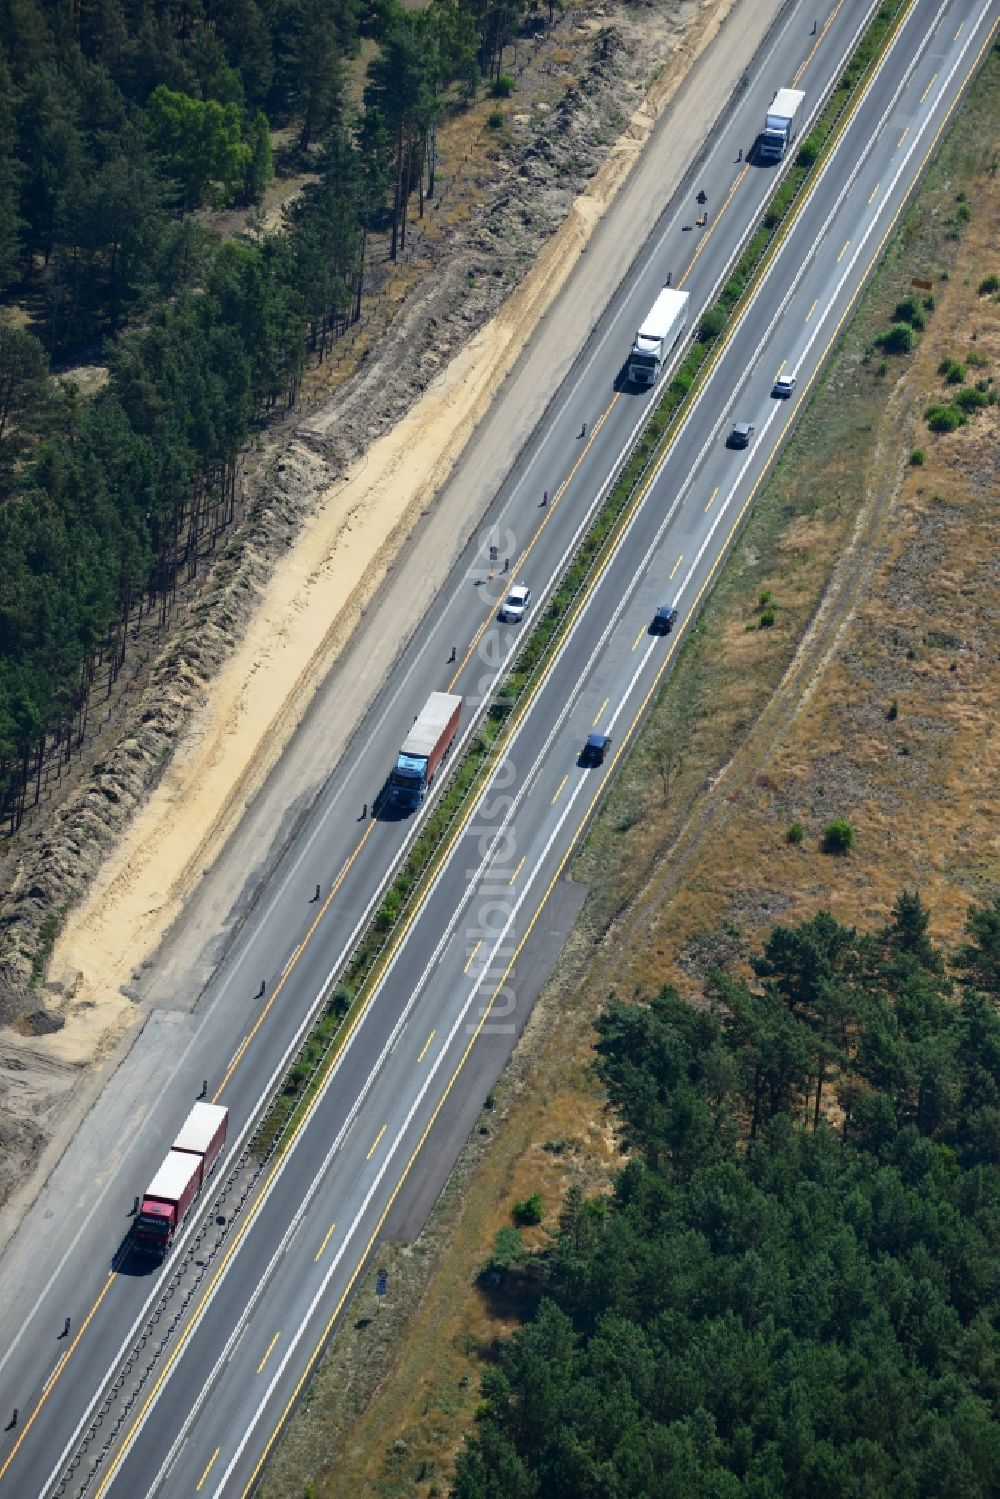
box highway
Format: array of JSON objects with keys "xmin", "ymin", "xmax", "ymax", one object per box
[{"xmin": 1, "ymin": 0, "xmax": 997, "ymax": 1493}]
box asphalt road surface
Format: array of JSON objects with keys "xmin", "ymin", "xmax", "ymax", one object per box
[{"xmin": 1, "ymin": 0, "xmax": 997, "ymax": 1493}]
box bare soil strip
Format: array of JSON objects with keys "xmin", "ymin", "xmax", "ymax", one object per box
[{"xmin": 0, "ymin": 0, "xmax": 771, "ymax": 1245}]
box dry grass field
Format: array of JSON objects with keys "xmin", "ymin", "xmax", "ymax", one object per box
[{"xmin": 259, "ymin": 44, "xmax": 1000, "ymax": 1499}]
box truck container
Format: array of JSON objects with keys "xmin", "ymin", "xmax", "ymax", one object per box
[
  {"xmin": 389, "ymin": 692, "xmax": 462, "ymax": 811},
  {"xmin": 628, "ymin": 288, "xmax": 690, "ymax": 387},
  {"xmin": 133, "ymin": 1102, "xmax": 229, "ymax": 1256},
  {"xmin": 173, "ymin": 1101, "xmax": 228, "ymax": 1177},
  {"xmin": 759, "ymin": 88, "xmax": 805, "ymax": 162}
]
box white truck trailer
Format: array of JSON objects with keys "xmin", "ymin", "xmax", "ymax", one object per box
[
  {"xmin": 759, "ymin": 88, "xmax": 805, "ymax": 162},
  {"xmin": 627, "ymin": 288, "xmax": 690, "ymax": 387}
]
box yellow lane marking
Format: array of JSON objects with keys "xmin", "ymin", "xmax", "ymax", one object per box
[
  {"xmin": 449, "ymin": 399, "xmax": 620, "ymax": 689},
  {"xmin": 243, "ymin": 18, "xmax": 997, "ymax": 1491},
  {"xmin": 42, "ymin": 1352, "xmax": 69, "ymax": 1396},
  {"xmin": 806, "ymin": 299, "xmax": 818, "ymax": 321},
  {"xmin": 592, "ymin": 698, "xmax": 609, "ymax": 726},
  {"xmin": 367, "ymin": 1125, "xmax": 387, "ymax": 1161},
  {"xmin": 281, "ymin": 943, "xmax": 304, "ymax": 979},
  {"xmin": 794, "ymin": 0, "xmax": 848, "ymax": 84},
  {"xmin": 679, "ymin": 166, "xmax": 748, "ymax": 287},
  {"xmin": 897, "ymin": 126, "xmax": 909, "ymax": 147},
  {"xmin": 418, "ymin": 1030, "xmax": 436, "ymax": 1062},
  {"xmin": 705, "ymin": 486, "xmax": 719, "ymax": 512},
  {"xmin": 868, "ymin": 181, "xmax": 880, "ymax": 202},
  {"xmin": 464, "ymin": 940, "xmax": 482, "ymax": 974},
  {"xmin": 196, "ymin": 1447, "xmax": 220, "ymax": 1491},
  {"xmin": 920, "ymin": 72, "xmax": 937, "ymax": 103},
  {"xmin": 837, "ymin": 240, "xmax": 849, "ymax": 261},
  {"xmin": 509, "ymin": 856, "xmax": 526, "ymax": 886},
  {"xmin": 215, "ymin": 818, "xmax": 377, "ymax": 1098},
  {"xmin": 954, "ymin": 22, "xmax": 963, "ymax": 38},
  {"xmin": 314, "ymin": 1222, "xmax": 337, "ymax": 1262},
  {"xmin": 197, "ymin": 0, "xmax": 911, "ymax": 1122},
  {"xmin": 0, "ymin": 1272, "xmax": 115, "ymax": 1486},
  {"xmin": 669, "ymin": 554, "xmax": 683, "ymax": 580},
  {"xmin": 551, "ymin": 775, "xmax": 568, "ymax": 804},
  {"xmin": 632, "ymin": 624, "xmax": 645, "ymax": 650},
  {"xmin": 256, "ymin": 1333, "xmax": 280, "ymax": 1375},
  {"xmin": 95, "ymin": 9, "xmax": 969, "ymax": 1493}
]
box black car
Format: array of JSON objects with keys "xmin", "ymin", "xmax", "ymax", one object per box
[
  {"xmin": 651, "ymin": 605, "xmax": 678, "ymax": 634},
  {"xmin": 580, "ymin": 732, "xmax": 612, "ymax": 767},
  {"xmin": 728, "ymin": 421, "xmax": 754, "ymax": 448}
]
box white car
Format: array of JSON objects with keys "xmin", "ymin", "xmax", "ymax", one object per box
[
  {"xmin": 499, "ymin": 585, "xmax": 531, "ymax": 623},
  {"xmin": 772, "ymin": 372, "xmax": 796, "ymax": 398}
]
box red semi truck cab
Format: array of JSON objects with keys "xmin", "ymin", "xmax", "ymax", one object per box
[{"xmin": 133, "ymin": 1102, "xmax": 229, "ymax": 1256}]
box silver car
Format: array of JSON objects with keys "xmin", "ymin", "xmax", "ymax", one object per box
[{"xmin": 499, "ymin": 585, "xmax": 531, "ymax": 622}]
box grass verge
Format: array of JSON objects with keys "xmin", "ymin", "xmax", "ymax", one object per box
[
  {"xmin": 258, "ymin": 37, "xmax": 1000, "ymax": 1499},
  {"xmin": 251, "ymin": 0, "xmax": 913, "ymax": 1158}
]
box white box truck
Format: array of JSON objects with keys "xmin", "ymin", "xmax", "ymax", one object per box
[
  {"xmin": 759, "ymin": 88, "xmax": 805, "ymax": 162},
  {"xmin": 628, "ymin": 288, "xmax": 690, "ymax": 387}
]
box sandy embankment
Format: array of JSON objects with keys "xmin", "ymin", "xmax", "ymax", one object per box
[{"xmin": 43, "ymin": 0, "xmax": 741, "ymax": 1059}]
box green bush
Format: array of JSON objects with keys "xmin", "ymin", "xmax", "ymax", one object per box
[
  {"xmin": 759, "ymin": 607, "xmax": 776, "ymax": 628},
  {"xmin": 698, "ymin": 305, "xmax": 728, "ymax": 342},
  {"xmin": 483, "ymin": 1226, "xmax": 523, "ymax": 1273},
  {"xmin": 909, "ymin": 448, "xmax": 924, "ymax": 466},
  {"xmin": 924, "ymin": 403, "xmax": 963, "ymax": 432},
  {"xmin": 512, "ymin": 1193, "xmax": 544, "ymax": 1227},
  {"xmin": 887, "ymin": 698, "xmax": 899, "ymax": 721},
  {"xmin": 492, "ymin": 73, "xmax": 516, "ymax": 98},
  {"xmin": 786, "ymin": 822, "xmax": 805, "ymax": 845},
  {"xmin": 486, "ymin": 107, "xmax": 505, "ymax": 129},
  {"xmin": 822, "ymin": 819, "xmax": 854, "ymax": 855},
  {"xmin": 876, "ymin": 323, "xmax": 914, "ymax": 354},
  {"xmin": 979, "ymin": 273, "xmax": 1000, "ymax": 295},
  {"xmin": 796, "ymin": 136, "xmax": 820, "ymax": 168},
  {"xmin": 954, "ymin": 385, "xmax": 989, "ymax": 412},
  {"xmin": 893, "ymin": 296, "xmax": 925, "ymax": 330},
  {"xmin": 938, "ymin": 357, "xmax": 965, "ymax": 384}
]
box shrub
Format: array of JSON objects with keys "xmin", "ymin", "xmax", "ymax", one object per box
[
  {"xmin": 956, "ymin": 202, "xmax": 972, "ymax": 223},
  {"xmin": 758, "ymin": 589, "xmax": 773, "ymax": 607},
  {"xmin": 938, "ymin": 357, "xmax": 965, "ymax": 384},
  {"xmin": 759, "ymin": 607, "xmax": 776, "ymax": 628},
  {"xmin": 492, "ymin": 73, "xmax": 515, "ymax": 98},
  {"xmin": 483, "ymin": 1226, "xmax": 523, "ymax": 1273},
  {"xmin": 893, "ymin": 296, "xmax": 925, "ymax": 330},
  {"xmin": 887, "ymin": 698, "xmax": 899, "ymax": 721},
  {"xmin": 876, "ymin": 323, "xmax": 914, "ymax": 355},
  {"xmin": 699, "ymin": 305, "xmax": 728, "ymax": 341},
  {"xmin": 909, "ymin": 448, "xmax": 924, "ymax": 466},
  {"xmin": 786, "ymin": 822, "xmax": 805, "ymax": 845},
  {"xmin": 512, "ymin": 1193, "xmax": 544, "ymax": 1227},
  {"xmin": 978, "ymin": 273, "xmax": 1000, "ymax": 295},
  {"xmin": 486, "ymin": 107, "xmax": 505, "ymax": 129},
  {"xmin": 796, "ymin": 136, "xmax": 820, "ymax": 168},
  {"xmin": 924, "ymin": 403, "xmax": 963, "ymax": 432},
  {"xmin": 823, "ymin": 819, "xmax": 854, "ymax": 855},
  {"xmin": 954, "ymin": 385, "xmax": 988, "ymax": 412}
]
